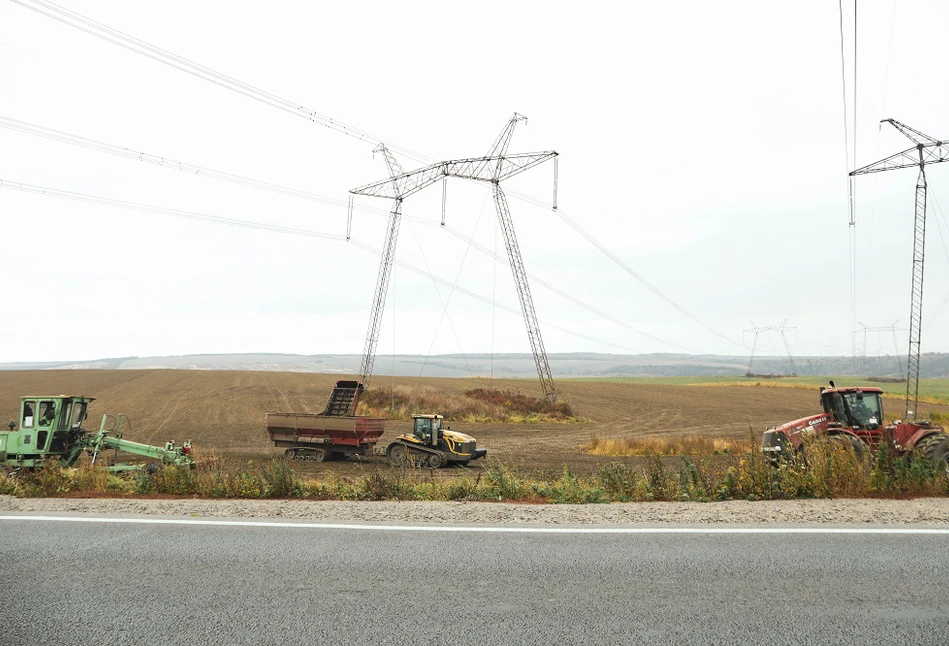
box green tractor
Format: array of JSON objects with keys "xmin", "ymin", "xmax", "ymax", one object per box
[{"xmin": 0, "ymin": 395, "xmax": 194, "ymax": 472}]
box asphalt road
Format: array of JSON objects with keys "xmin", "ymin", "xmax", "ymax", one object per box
[{"xmin": 4, "ymin": 516, "xmax": 949, "ymax": 646}]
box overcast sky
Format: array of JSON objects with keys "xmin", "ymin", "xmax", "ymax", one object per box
[{"xmin": 2, "ymin": 0, "xmax": 949, "ymax": 364}]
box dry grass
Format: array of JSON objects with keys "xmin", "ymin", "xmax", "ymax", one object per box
[
  {"xmin": 691, "ymin": 379, "xmax": 949, "ymax": 406},
  {"xmin": 355, "ymin": 385, "xmax": 579, "ymax": 423},
  {"xmin": 583, "ymin": 433, "xmax": 751, "ymax": 457}
]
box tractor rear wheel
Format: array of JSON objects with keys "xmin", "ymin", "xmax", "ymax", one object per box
[{"xmin": 916, "ymin": 433, "xmax": 949, "ymax": 477}]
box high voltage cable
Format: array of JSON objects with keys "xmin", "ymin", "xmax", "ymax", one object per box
[
  {"xmin": 442, "ymin": 225, "xmax": 694, "ymax": 352},
  {"xmin": 0, "ymin": 178, "xmax": 637, "ymax": 353},
  {"xmin": 0, "ymin": 115, "xmax": 390, "ymax": 217},
  {"xmin": 1, "ymin": 115, "xmax": 692, "ymax": 352},
  {"xmin": 505, "ymin": 188, "xmax": 741, "ymax": 350},
  {"xmin": 406, "ymin": 214, "xmax": 476, "ymax": 379},
  {"xmin": 0, "ymin": 179, "xmax": 345, "ymax": 240},
  {"xmin": 839, "ymin": 0, "xmax": 858, "ymax": 358},
  {"xmin": 13, "ymin": 0, "xmax": 742, "ymax": 350},
  {"xmin": 852, "ymin": 1, "xmax": 859, "ymax": 363},
  {"xmin": 926, "ymin": 186, "xmax": 949, "ymax": 326},
  {"xmin": 9, "ymin": 0, "xmax": 433, "ymax": 164}
]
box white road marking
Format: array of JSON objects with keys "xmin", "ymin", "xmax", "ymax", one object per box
[{"xmin": 2, "ymin": 515, "xmax": 949, "ymax": 534}]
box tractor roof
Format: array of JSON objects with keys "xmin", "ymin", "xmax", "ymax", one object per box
[
  {"xmin": 21, "ymin": 395, "xmax": 95, "ymax": 401},
  {"xmin": 412, "ymin": 414, "xmax": 443, "ymax": 420},
  {"xmin": 821, "ymin": 387, "xmax": 883, "ymax": 395}
]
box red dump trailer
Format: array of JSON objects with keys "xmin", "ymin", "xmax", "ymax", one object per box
[
  {"xmin": 266, "ymin": 412, "xmax": 385, "ymax": 462},
  {"xmin": 266, "ymin": 380, "xmax": 385, "ymax": 462}
]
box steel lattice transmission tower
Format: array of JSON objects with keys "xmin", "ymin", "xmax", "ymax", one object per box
[
  {"xmin": 743, "ymin": 321, "xmax": 798, "ymax": 377},
  {"xmin": 349, "ymin": 144, "xmax": 407, "ymax": 385},
  {"xmin": 850, "ymin": 119, "xmax": 949, "ymax": 417},
  {"xmin": 851, "ymin": 321, "xmax": 905, "ymax": 378},
  {"xmin": 349, "ymin": 114, "xmax": 559, "ymax": 401}
]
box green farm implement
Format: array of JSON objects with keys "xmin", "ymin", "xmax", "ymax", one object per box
[{"xmin": 0, "ymin": 395, "xmax": 194, "ymax": 473}]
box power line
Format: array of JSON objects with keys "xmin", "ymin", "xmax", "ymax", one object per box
[
  {"xmin": 9, "ymin": 0, "xmax": 433, "ymax": 164},
  {"xmin": 13, "ymin": 1, "xmax": 745, "ymax": 352},
  {"xmin": 442, "ymin": 225, "xmax": 694, "ymax": 352},
  {"xmin": 0, "ymin": 178, "xmax": 344, "ymax": 240},
  {"xmin": 0, "ymin": 115, "xmax": 692, "ymax": 352},
  {"xmin": 839, "ymin": 0, "xmax": 858, "ymax": 358},
  {"xmin": 0, "ymin": 115, "xmax": 389, "ymax": 217},
  {"xmin": 853, "ymin": 1, "xmax": 859, "ymax": 361},
  {"xmin": 406, "ymin": 214, "xmax": 476, "ymax": 379},
  {"xmin": 0, "ymin": 178, "xmax": 639, "ymax": 354},
  {"xmin": 505, "ymin": 188, "xmax": 744, "ymax": 350},
  {"xmin": 925, "ymin": 185, "xmax": 949, "ymax": 327}
]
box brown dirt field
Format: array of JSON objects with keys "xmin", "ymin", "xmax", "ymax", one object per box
[{"xmin": 2, "ymin": 370, "xmax": 947, "ymax": 478}]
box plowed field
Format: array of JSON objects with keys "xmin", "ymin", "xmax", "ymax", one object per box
[{"xmin": 2, "ymin": 370, "xmax": 946, "ymax": 477}]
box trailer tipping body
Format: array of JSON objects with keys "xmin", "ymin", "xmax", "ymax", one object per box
[{"xmin": 266, "ymin": 411, "xmax": 385, "ymax": 461}]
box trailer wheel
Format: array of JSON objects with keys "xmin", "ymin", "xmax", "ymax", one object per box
[
  {"xmin": 387, "ymin": 444, "xmax": 407, "ymax": 467},
  {"xmin": 284, "ymin": 449, "xmax": 297, "ymax": 460},
  {"xmin": 310, "ymin": 447, "xmax": 328, "ymax": 463},
  {"xmin": 917, "ymin": 433, "xmax": 949, "ymax": 477}
]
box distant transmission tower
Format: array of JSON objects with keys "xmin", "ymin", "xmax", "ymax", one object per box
[
  {"xmin": 743, "ymin": 320, "xmax": 798, "ymax": 377},
  {"xmin": 852, "ymin": 321, "xmax": 905, "ymax": 378},
  {"xmin": 349, "ymin": 114, "xmax": 559, "ymax": 401}
]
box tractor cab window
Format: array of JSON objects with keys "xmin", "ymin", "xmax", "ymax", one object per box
[
  {"xmin": 58, "ymin": 402, "xmax": 71, "ymax": 431},
  {"xmin": 37, "ymin": 401, "xmax": 56, "ymax": 427},
  {"xmin": 22, "ymin": 401, "xmax": 35, "ymax": 428},
  {"xmin": 414, "ymin": 418, "xmax": 433, "ymax": 442},
  {"xmin": 71, "ymin": 402, "xmax": 87, "ymax": 429},
  {"xmin": 49, "ymin": 401, "xmax": 71, "ymax": 452},
  {"xmin": 841, "ymin": 392, "xmax": 883, "ymax": 430},
  {"xmin": 822, "ymin": 393, "xmax": 848, "ymax": 425}
]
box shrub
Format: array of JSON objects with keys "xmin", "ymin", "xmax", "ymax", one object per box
[
  {"xmin": 539, "ymin": 468, "xmax": 606, "ymax": 504},
  {"xmin": 594, "ymin": 462, "xmax": 641, "ymax": 502},
  {"xmin": 355, "ymin": 385, "xmax": 579, "ymax": 423}
]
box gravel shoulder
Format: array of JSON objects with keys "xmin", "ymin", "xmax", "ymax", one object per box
[{"xmin": 2, "ymin": 496, "xmax": 948, "ymax": 526}]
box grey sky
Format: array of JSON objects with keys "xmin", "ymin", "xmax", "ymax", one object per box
[{"xmin": 2, "ymin": 0, "xmax": 949, "ymax": 364}]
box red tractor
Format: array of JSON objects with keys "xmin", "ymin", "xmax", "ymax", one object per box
[{"xmin": 761, "ymin": 381, "xmax": 949, "ymax": 473}]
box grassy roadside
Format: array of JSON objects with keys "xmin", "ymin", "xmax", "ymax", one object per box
[{"xmin": 3, "ymin": 440, "xmax": 946, "ymax": 502}]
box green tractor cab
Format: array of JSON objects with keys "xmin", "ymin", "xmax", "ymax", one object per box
[{"xmin": 1, "ymin": 395, "xmax": 194, "ymax": 472}]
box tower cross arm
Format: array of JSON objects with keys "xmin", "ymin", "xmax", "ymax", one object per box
[
  {"xmin": 850, "ymin": 142, "xmax": 949, "ymax": 176},
  {"xmin": 443, "ymin": 151, "xmax": 557, "ymax": 183},
  {"xmin": 350, "ymin": 160, "xmax": 448, "ymax": 200},
  {"xmin": 851, "ymin": 120, "xmax": 948, "ymax": 176},
  {"xmin": 350, "ymin": 151, "xmax": 558, "ymax": 199},
  {"xmin": 883, "ymin": 118, "xmax": 940, "ymax": 145}
]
